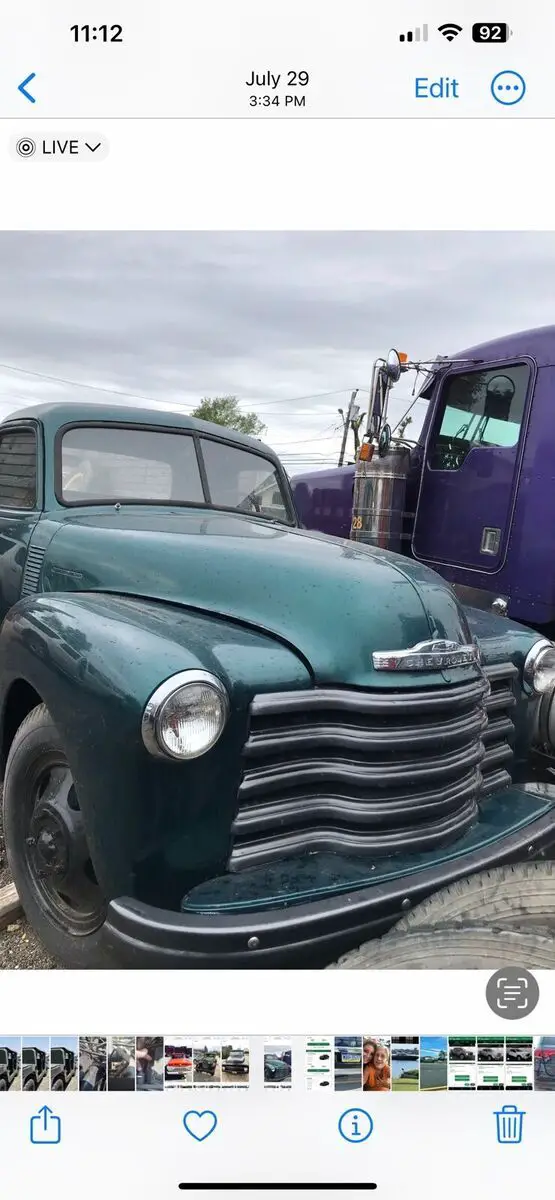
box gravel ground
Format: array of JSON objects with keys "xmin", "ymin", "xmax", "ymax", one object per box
[{"xmin": 0, "ymin": 794, "xmax": 59, "ymax": 970}]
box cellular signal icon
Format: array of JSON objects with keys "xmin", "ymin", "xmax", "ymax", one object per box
[
  {"xmin": 399, "ymin": 24, "xmax": 428, "ymax": 42},
  {"xmin": 438, "ymin": 23, "xmax": 463, "ymax": 40}
]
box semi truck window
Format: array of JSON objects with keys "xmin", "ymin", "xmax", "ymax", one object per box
[
  {"xmin": 0, "ymin": 427, "xmax": 37, "ymax": 508},
  {"xmin": 429, "ymin": 363, "xmax": 530, "ymax": 470}
]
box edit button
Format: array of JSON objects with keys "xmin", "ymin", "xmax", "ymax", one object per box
[{"xmin": 415, "ymin": 77, "xmax": 460, "ymax": 99}]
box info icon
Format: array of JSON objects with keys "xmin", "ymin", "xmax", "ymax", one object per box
[
  {"xmin": 338, "ymin": 1108, "xmax": 373, "ymax": 1144},
  {"xmin": 486, "ymin": 968, "xmax": 539, "ymax": 1019}
]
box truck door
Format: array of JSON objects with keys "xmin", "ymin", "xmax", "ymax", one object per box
[
  {"xmin": 0, "ymin": 421, "xmax": 42, "ymax": 622},
  {"xmin": 412, "ymin": 361, "xmax": 532, "ymax": 571}
]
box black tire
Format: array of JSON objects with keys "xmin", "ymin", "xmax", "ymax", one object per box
[
  {"xmin": 386, "ymin": 862, "xmax": 555, "ymax": 936},
  {"xmin": 0, "ymin": 1078, "xmax": 7, "ymax": 1091},
  {"xmin": 326, "ymin": 926, "xmax": 555, "ymax": 969},
  {"xmin": 3, "ymin": 704, "xmax": 116, "ymax": 969},
  {"xmin": 23, "ymin": 1079, "xmax": 36, "ymax": 1090}
]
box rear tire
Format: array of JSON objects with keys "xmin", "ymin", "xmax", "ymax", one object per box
[
  {"xmin": 326, "ymin": 927, "xmax": 555, "ymax": 969},
  {"xmin": 387, "ymin": 862, "xmax": 555, "ymax": 935},
  {"xmin": 326, "ymin": 862, "xmax": 555, "ymax": 968}
]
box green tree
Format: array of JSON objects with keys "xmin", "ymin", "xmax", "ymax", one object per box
[{"xmin": 191, "ymin": 395, "xmax": 266, "ymax": 438}]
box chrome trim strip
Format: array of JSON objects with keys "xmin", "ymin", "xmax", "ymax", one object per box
[
  {"xmin": 523, "ymin": 639, "xmax": 555, "ymax": 692},
  {"xmin": 372, "ymin": 638, "xmax": 479, "ymax": 671},
  {"xmin": 250, "ymin": 677, "xmax": 488, "ymax": 717}
]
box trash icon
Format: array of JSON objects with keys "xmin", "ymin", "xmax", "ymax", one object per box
[{"xmin": 494, "ymin": 1104, "xmax": 525, "ymax": 1144}]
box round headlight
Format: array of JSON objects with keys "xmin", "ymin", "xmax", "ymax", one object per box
[
  {"xmin": 142, "ymin": 671, "xmax": 229, "ymax": 760},
  {"xmin": 524, "ymin": 639, "xmax": 555, "ymax": 695}
]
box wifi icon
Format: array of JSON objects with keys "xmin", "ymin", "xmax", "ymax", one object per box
[{"xmin": 438, "ymin": 22, "xmax": 463, "ymax": 40}]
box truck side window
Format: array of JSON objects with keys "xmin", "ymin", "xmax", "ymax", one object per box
[
  {"xmin": 429, "ymin": 363, "xmax": 530, "ymax": 470},
  {"xmin": 0, "ymin": 427, "xmax": 37, "ymax": 509}
]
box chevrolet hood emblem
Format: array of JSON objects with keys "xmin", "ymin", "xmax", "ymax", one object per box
[{"xmin": 372, "ymin": 638, "xmax": 480, "ymax": 672}]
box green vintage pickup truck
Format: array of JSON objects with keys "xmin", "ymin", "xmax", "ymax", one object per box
[{"xmin": 0, "ymin": 402, "xmax": 555, "ymax": 969}]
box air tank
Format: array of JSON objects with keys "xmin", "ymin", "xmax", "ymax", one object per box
[{"xmin": 350, "ymin": 445, "xmax": 413, "ymax": 554}]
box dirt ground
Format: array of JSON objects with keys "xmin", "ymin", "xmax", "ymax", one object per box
[{"xmin": 0, "ymin": 797, "xmax": 59, "ymax": 970}]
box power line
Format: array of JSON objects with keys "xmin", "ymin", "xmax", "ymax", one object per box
[
  {"xmin": 240, "ymin": 396, "xmax": 365, "ymax": 415},
  {"xmin": 0, "ymin": 360, "xmax": 168, "ymax": 406},
  {"xmin": 0, "ymin": 364, "xmax": 380, "ymax": 422},
  {"xmin": 0, "ymin": 362, "xmax": 369, "ymax": 413},
  {"xmin": 0, "ymin": 362, "xmax": 430, "ymax": 433}
]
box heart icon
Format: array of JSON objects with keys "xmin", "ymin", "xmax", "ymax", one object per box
[{"xmin": 183, "ymin": 1110, "xmax": 218, "ymax": 1142}]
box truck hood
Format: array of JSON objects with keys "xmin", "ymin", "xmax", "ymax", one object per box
[{"xmin": 42, "ymin": 509, "xmax": 475, "ymax": 687}]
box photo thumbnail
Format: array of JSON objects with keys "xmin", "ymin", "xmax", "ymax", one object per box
[
  {"xmin": 477, "ymin": 1037, "xmax": 504, "ymax": 1091},
  {"xmin": 221, "ymin": 1042, "xmax": 250, "ymax": 1086},
  {"xmin": 78, "ymin": 1037, "xmax": 107, "ymax": 1092},
  {"xmin": 107, "ymin": 1037, "xmax": 136, "ymax": 1092},
  {"xmin": 363, "ymin": 1037, "xmax": 391, "ymax": 1092},
  {"xmin": 50, "ymin": 1037, "xmax": 78, "ymax": 1091},
  {"xmin": 136, "ymin": 1037, "xmax": 164, "ymax": 1092},
  {"xmin": 449, "ymin": 1038, "xmax": 477, "ymax": 1091},
  {"xmin": 305, "ymin": 1036, "xmax": 333, "ymax": 1090},
  {"xmin": 193, "ymin": 1040, "xmax": 221, "ymax": 1086},
  {"xmin": 534, "ymin": 1037, "xmax": 555, "ymax": 1091},
  {"xmin": 21, "ymin": 1037, "xmax": 50, "ymax": 1092},
  {"xmin": 0, "ymin": 1036, "xmax": 21, "ymax": 1092},
  {"xmin": 164, "ymin": 1039, "xmax": 193, "ymax": 1089},
  {"xmin": 420, "ymin": 1038, "xmax": 448, "ymax": 1092},
  {"xmin": 264, "ymin": 1042, "xmax": 292, "ymax": 1088},
  {"xmin": 505, "ymin": 1038, "xmax": 533, "ymax": 1090},
  {"xmin": 0, "ymin": 233, "xmax": 553, "ymax": 975},
  {"xmin": 334, "ymin": 1037, "xmax": 362, "ymax": 1091},
  {"xmin": 391, "ymin": 1037, "xmax": 419, "ymax": 1092}
]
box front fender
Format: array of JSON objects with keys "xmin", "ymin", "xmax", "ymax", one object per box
[{"xmin": 0, "ymin": 592, "xmax": 310, "ymax": 903}]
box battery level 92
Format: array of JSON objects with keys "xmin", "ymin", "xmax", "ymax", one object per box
[{"xmin": 472, "ymin": 23, "xmax": 512, "ymax": 42}]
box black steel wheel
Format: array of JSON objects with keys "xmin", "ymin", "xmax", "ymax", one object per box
[{"xmin": 3, "ymin": 704, "xmax": 116, "ymax": 968}]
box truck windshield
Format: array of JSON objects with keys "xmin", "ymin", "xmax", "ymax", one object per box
[
  {"xmin": 60, "ymin": 426, "xmax": 294, "ymax": 523},
  {"xmin": 22, "ymin": 1049, "xmax": 36, "ymax": 1064},
  {"xmin": 50, "ymin": 1049, "xmax": 64, "ymax": 1064},
  {"xmin": 0, "ymin": 1049, "xmax": 7, "ymax": 1063}
]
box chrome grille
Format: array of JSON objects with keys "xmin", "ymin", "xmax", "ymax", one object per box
[
  {"xmin": 481, "ymin": 661, "xmax": 517, "ymax": 796},
  {"xmin": 230, "ymin": 667, "xmax": 517, "ymax": 871}
]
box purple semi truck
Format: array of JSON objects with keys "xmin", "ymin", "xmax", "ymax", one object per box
[{"xmin": 291, "ymin": 325, "xmax": 555, "ymax": 634}]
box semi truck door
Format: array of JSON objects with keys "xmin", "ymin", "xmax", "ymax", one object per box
[{"xmin": 412, "ymin": 361, "xmax": 531, "ymax": 571}]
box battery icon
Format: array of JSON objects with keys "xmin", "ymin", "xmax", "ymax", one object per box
[{"xmin": 472, "ymin": 22, "xmax": 512, "ymax": 41}]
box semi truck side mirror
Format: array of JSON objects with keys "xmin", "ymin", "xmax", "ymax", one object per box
[
  {"xmin": 386, "ymin": 349, "xmax": 403, "ymax": 382},
  {"xmin": 484, "ymin": 374, "xmax": 515, "ymax": 421}
]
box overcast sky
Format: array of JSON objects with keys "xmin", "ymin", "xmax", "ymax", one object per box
[{"xmin": 2, "ymin": 231, "xmax": 555, "ymax": 475}]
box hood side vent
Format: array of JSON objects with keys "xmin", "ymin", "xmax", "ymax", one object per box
[{"xmin": 21, "ymin": 545, "xmax": 46, "ymax": 596}]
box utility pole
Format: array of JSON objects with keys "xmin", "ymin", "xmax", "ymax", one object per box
[{"xmin": 338, "ymin": 390, "xmax": 359, "ymax": 466}]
